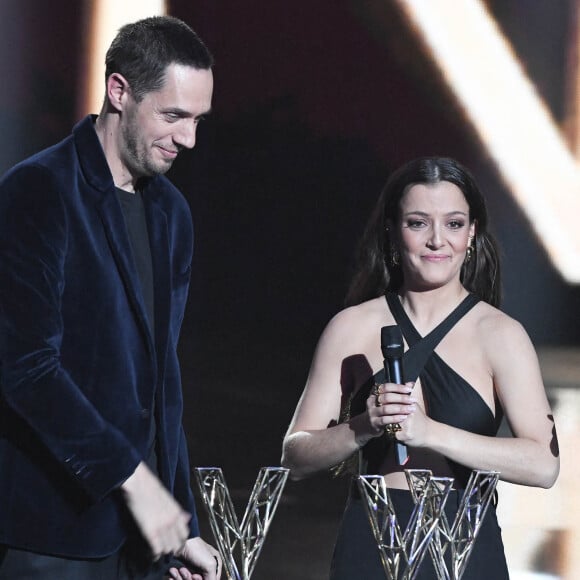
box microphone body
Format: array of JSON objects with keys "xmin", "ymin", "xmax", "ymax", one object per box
[{"xmin": 381, "ymin": 325, "xmax": 409, "ymax": 466}]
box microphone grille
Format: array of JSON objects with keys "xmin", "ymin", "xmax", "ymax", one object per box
[{"xmin": 381, "ymin": 325, "xmax": 404, "ymax": 357}]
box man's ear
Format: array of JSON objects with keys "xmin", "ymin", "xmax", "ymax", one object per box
[{"xmin": 105, "ymin": 73, "xmax": 131, "ymax": 112}]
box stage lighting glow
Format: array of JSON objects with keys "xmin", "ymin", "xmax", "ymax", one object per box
[
  {"xmin": 394, "ymin": 0, "xmax": 580, "ymax": 283},
  {"xmin": 79, "ymin": 0, "xmax": 166, "ymax": 117}
]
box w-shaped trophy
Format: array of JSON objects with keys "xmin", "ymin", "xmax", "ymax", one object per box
[
  {"xmin": 414, "ymin": 470, "xmax": 500, "ymax": 580},
  {"xmin": 357, "ymin": 471, "xmax": 454, "ymax": 579},
  {"xmin": 195, "ymin": 466, "xmax": 289, "ymax": 580},
  {"xmin": 358, "ymin": 469, "xmax": 500, "ymax": 579}
]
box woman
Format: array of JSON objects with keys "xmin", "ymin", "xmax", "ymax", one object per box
[{"xmin": 281, "ymin": 157, "xmax": 559, "ymax": 578}]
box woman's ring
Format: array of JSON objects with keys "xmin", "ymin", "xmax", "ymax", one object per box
[
  {"xmin": 385, "ymin": 423, "xmax": 402, "ymax": 437},
  {"xmin": 372, "ymin": 383, "xmax": 381, "ymax": 407}
]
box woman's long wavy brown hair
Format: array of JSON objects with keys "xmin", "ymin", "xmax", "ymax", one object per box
[{"xmin": 345, "ymin": 157, "xmax": 502, "ymax": 307}]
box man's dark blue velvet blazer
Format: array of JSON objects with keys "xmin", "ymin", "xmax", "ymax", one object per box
[{"xmin": 0, "ymin": 116, "xmax": 199, "ymax": 558}]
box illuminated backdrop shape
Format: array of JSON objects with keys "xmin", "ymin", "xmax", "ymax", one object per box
[
  {"xmin": 392, "ymin": 0, "xmax": 580, "ymax": 284},
  {"xmin": 78, "ymin": 0, "xmax": 166, "ymax": 118}
]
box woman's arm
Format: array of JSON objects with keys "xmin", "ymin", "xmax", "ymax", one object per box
[
  {"xmin": 281, "ymin": 307, "xmax": 415, "ymax": 480},
  {"xmin": 400, "ymin": 314, "xmax": 559, "ymax": 488}
]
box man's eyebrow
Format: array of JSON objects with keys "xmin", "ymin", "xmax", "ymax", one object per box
[{"xmin": 161, "ymin": 107, "xmax": 213, "ymax": 118}]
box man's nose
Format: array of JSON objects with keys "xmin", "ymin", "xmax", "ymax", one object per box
[{"xmin": 174, "ymin": 120, "xmax": 197, "ymax": 150}]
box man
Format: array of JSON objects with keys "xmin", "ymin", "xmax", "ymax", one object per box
[{"xmin": 0, "ymin": 16, "xmax": 221, "ymax": 579}]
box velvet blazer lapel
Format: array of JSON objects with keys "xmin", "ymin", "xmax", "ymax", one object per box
[
  {"xmin": 96, "ymin": 194, "xmax": 156, "ymax": 359},
  {"xmin": 73, "ymin": 116, "xmax": 158, "ymax": 361}
]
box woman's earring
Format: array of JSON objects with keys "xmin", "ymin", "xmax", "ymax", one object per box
[
  {"xmin": 465, "ymin": 238, "xmax": 474, "ymax": 263},
  {"xmin": 390, "ymin": 248, "xmax": 400, "ymax": 267}
]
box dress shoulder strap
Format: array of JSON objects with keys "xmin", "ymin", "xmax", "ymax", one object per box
[{"xmin": 385, "ymin": 292, "xmax": 480, "ymax": 382}]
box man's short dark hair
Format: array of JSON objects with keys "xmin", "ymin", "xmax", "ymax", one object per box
[{"xmin": 105, "ymin": 16, "xmax": 214, "ymax": 102}]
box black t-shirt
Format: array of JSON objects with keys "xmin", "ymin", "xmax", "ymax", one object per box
[
  {"xmin": 116, "ymin": 187, "xmax": 155, "ymax": 336},
  {"xmin": 116, "ymin": 187, "xmax": 158, "ymax": 473}
]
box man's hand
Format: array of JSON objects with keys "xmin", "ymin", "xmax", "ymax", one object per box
[
  {"xmin": 167, "ymin": 537, "xmax": 222, "ymax": 580},
  {"xmin": 121, "ymin": 462, "xmax": 191, "ymax": 560}
]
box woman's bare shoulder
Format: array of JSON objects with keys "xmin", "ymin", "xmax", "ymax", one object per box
[
  {"xmin": 471, "ymin": 301, "xmax": 531, "ymax": 353},
  {"xmin": 326, "ymin": 296, "xmax": 390, "ymax": 333},
  {"xmin": 472, "ymin": 301, "xmax": 524, "ymax": 330},
  {"xmin": 317, "ymin": 296, "xmax": 390, "ymax": 351}
]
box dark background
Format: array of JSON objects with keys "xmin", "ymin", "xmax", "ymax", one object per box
[{"xmin": 1, "ymin": 1, "xmax": 578, "ymax": 577}]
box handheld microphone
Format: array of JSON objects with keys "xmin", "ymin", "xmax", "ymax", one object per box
[{"xmin": 381, "ymin": 325, "xmax": 409, "ymax": 465}]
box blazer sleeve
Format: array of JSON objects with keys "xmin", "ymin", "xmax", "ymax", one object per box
[
  {"xmin": 175, "ymin": 426, "xmax": 200, "ymax": 538},
  {"xmin": 0, "ymin": 164, "xmax": 141, "ymax": 502}
]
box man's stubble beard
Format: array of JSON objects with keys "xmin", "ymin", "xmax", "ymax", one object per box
[{"xmin": 121, "ymin": 112, "xmax": 171, "ymax": 178}]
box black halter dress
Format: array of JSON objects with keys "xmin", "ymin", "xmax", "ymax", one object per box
[{"xmin": 329, "ymin": 293, "xmax": 510, "ymax": 579}]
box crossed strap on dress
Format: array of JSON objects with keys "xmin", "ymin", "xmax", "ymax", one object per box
[
  {"xmin": 383, "ymin": 292, "xmax": 480, "ymax": 384},
  {"xmin": 347, "ymin": 292, "xmax": 481, "ymax": 476},
  {"xmin": 346, "ymin": 292, "xmax": 480, "ymax": 424}
]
